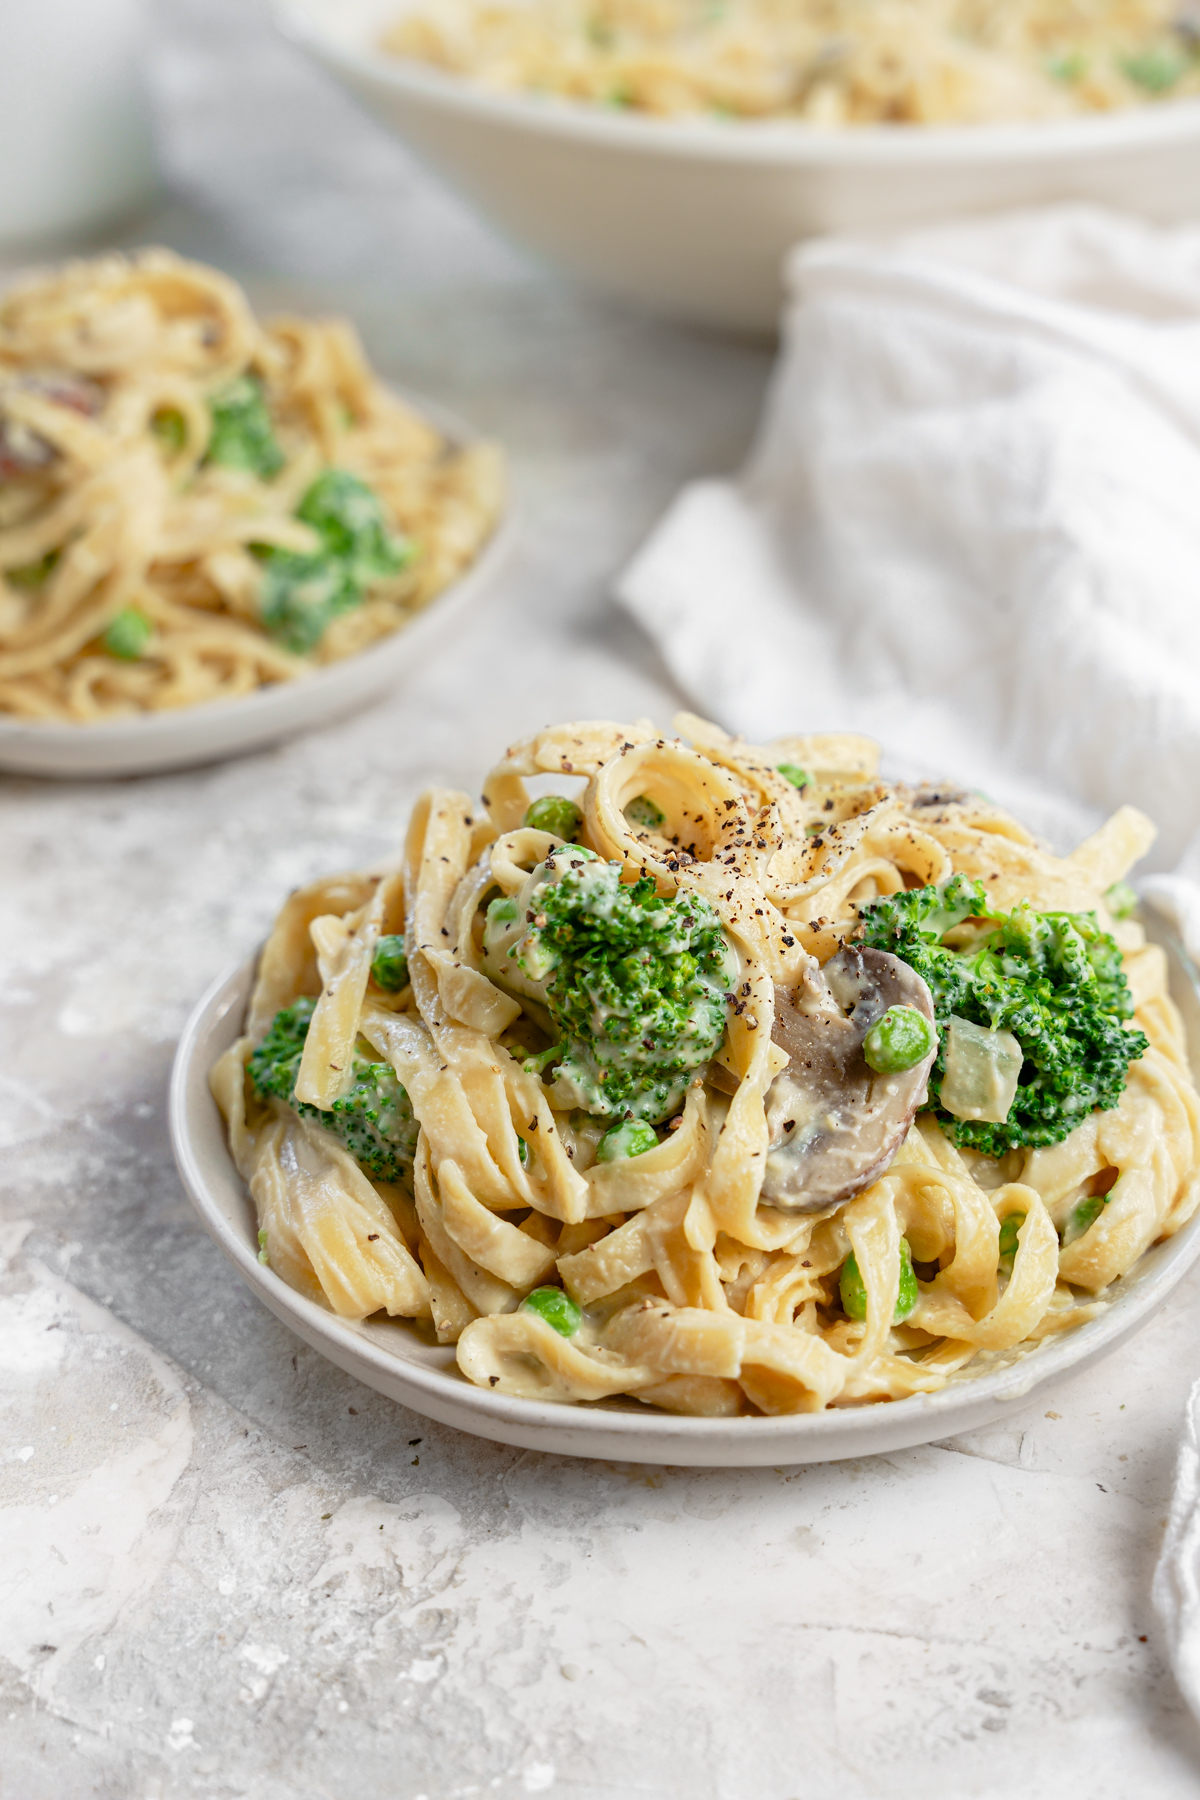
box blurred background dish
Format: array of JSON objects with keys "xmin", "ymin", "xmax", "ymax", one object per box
[
  {"xmin": 275, "ymin": 0, "xmax": 1200, "ymax": 331},
  {"xmin": 381, "ymin": 0, "xmax": 1200, "ymax": 126},
  {"xmin": 0, "ymin": 250, "xmax": 508, "ymax": 774},
  {"xmin": 0, "ymin": 0, "xmax": 159, "ymax": 245}
]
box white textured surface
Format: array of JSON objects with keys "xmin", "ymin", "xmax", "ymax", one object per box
[{"xmin": 3, "ymin": 4, "xmax": 1200, "ymax": 1794}]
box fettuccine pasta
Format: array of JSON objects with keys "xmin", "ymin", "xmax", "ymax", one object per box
[
  {"xmin": 383, "ymin": 0, "xmax": 1200, "ymax": 125},
  {"xmin": 0, "ymin": 250, "xmax": 503, "ymax": 722},
  {"xmin": 211, "ymin": 715, "xmax": 1200, "ymax": 1417}
]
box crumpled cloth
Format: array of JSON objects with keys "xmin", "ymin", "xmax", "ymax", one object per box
[
  {"xmin": 1155, "ymin": 1375, "xmax": 1200, "ymax": 1721},
  {"xmin": 616, "ymin": 205, "xmax": 1200, "ymax": 961}
]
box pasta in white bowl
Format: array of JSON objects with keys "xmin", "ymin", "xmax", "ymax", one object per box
[
  {"xmin": 275, "ymin": 0, "xmax": 1200, "ymax": 331},
  {"xmin": 171, "ymin": 716, "xmax": 1200, "ymax": 1457}
]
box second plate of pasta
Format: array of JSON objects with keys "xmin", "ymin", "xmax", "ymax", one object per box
[{"xmin": 0, "ymin": 249, "xmax": 509, "ymax": 776}]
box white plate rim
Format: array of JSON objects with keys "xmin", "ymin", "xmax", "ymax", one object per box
[
  {"xmin": 274, "ymin": 0, "xmax": 1200, "ymax": 167},
  {"xmin": 169, "ymin": 911, "xmax": 1200, "ymax": 1465},
  {"xmin": 0, "ymin": 389, "xmax": 514, "ymax": 777}
]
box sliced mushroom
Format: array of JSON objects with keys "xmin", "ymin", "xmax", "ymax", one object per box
[
  {"xmin": 759, "ymin": 945, "xmax": 936, "ymax": 1214},
  {"xmin": 0, "ymin": 373, "xmax": 103, "ymax": 482}
]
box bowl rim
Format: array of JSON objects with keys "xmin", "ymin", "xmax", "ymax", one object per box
[
  {"xmin": 0, "ymin": 386, "xmax": 513, "ymax": 762},
  {"xmin": 274, "ymin": 0, "xmax": 1200, "ymax": 167},
  {"xmin": 169, "ymin": 909, "xmax": 1200, "ymax": 1462}
]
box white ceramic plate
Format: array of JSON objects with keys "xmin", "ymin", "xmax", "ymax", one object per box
[
  {"xmin": 275, "ymin": 0, "xmax": 1200, "ymax": 332},
  {"xmin": 0, "ymin": 404, "xmax": 514, "ymax": 780},
  {"xmin": 170, "ymin": 910, "xmax": 1200, "ymax": 1466}
]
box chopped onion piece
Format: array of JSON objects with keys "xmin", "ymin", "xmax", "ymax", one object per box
[{"xmin": 940, "ymin": 1016, "xmax": 1023, "ymax": 1124}]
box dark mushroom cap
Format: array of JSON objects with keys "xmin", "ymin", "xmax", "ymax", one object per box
[{"xmin": 759, "ymin": 944, "xmax": 936, "ymax": 1215}]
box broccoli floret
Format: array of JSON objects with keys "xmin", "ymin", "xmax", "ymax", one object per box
[
  {"xmin": 205, "ymin": 375, "xmax": 285, "ymax": 478},
  {"xmin": 482, "ymin": 849, "xmax": 735, "ymax": 1124},
  {"xmin": 254, "ymin": 469, "xmax": 412, "ymax": 654},
  {"xmin": 859, "ymin": 873, "xmax": 1148, "ymax": 1155},
  {"xmin": 247, "ymin": 998, "xmax": 418, "ymax": 1185},
  {"xmin": 295, "ymin": 469, "xmax": 409, "ymax": 585}
]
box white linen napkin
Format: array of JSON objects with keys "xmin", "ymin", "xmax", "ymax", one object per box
[
  {"xmin": 1154, "ymin": 1375, "xmax": 1200, "ymax": 1720},
  {"xmin": 616, "ymin": 205, "xmax": 1200, "ymax": 959}
]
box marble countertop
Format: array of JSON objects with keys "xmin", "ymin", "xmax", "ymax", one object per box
[{"xmin": 3, "ymin": 4, "xmax": 1200, "ymax": 1795}]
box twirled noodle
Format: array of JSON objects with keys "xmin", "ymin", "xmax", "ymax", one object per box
[
  {"xmin": 211, "ymin": 715, "xmax": 1200, "ymax": 1416},
  {"xmin": 0, "ymin": 250, "xmax": 504, "ymax": 721},
  {"xmin": 382, "ymin": 0, "xmax": 1200, "ymax": 126}
]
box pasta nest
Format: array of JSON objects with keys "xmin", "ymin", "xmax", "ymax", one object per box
[
  {"xmin": 211, "ymin": 714, "xmax": 1200, "ymax": 1416},
  {"xmin": 0, "ymin": 249, "xmax": 503, "ymax": 721}
]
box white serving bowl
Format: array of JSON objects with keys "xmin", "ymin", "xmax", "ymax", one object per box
[
  {"xmin": 275, "ymin": 0, "xmax": 1200, "ymax": 333},
  {"xmin": 170, "ymin": 910, "xmax": 1200, "ymax": 1467},
  {"xmin": 0, "ymin": 509, "xmax": 512, "ymax": 779}
]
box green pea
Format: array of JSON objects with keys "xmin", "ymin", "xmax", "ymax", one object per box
[
  {"xmin": 777, "ymin": 763, "xmax": 809, "ymax": 790},
  {"xmin": 596, "ymin": 1119, "xmax": 659, "ymax": 1162},
  {"xmin": 997, "ymin": 1211, "xmax": 1025, "ymax": 1274},
  {"xmin": 371, "ymin": 934, "xmax": 409, "ymax": 992},
  {"xmin": 863, "ymin": 1005, "xmax": 937, "ymax": 1075},
  {"xmin": 624, "ymin": 795, "xmax": 666, "ymax": 831},
  {"xmin": 103, "ymin": 606, "xmax": 154, "ymax": 661},
  {"xmin": 1121, "ymin": 47, "xmax": 1185, "ymax": 93},
  {"xmin": 151, "ymin": 407, "xmax": 188, "ymax": 454},
  {"xmin": 524, "ymin": 796, "xmax": 582, "ymax": 841},
  {"xmin": 257, "ymin": 1228, "xmax": 270, "ymax": 1267},
  {"xmin": 1069, "ymin": 1195, "xmax": 1106, "ymax": 1239},
  {"xmin": 840, "ymin": 1237, "xmax": 918, "ymax": 1323},
  {"xmin": 1047, "ymin": 50, "xmax": 1087, "ymax": 84},
  {"xmin": 520, "ymin": 1285, "xmax": 582, "ymax": 1336},
  {"xmin": 1104, "ymin": 881, "xmax": 1138, "ymax": 921}
]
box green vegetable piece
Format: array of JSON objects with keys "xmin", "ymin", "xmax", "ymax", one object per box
[
  {"xmin": 296, "ymin": 468, "xmax": 410, "ymax": 584},
  {"xmin": 859, "ymin": 872, "xmax": 1148, "ymax": 1156},
  {"xmin": 548, "ymin": 843, "xmax": 598, "ymax": 862},
  {"xmin": 863, "ymin": 1005, "xmax": 937, "ymax": 1075},
  {"xmin": 1121, "ymin": 47, "xmax": 1185, "ymax": 92},
  {"xmin": 248, "ymin": 999, "xmax": 419, "ymax": 1185},
  {"xmin": 205, "ymin": 375, "xmax": 284, "ymax": 478},
  {"xmin": 256, "ymin": 468, "xmax": 411, "ymax": 653},
  {"xmin": 151, "ymin": 408, "xmax": 187, "ymax": 454},
  {"xmin": 487, "ymin": 895, "xmax": 519, "ymax": 930},
  {"xmin": 1047, "ymin": 50, "xmax": 1087, "ymax": 83},
  {"xmin": 1105, "ymin": 881, "xmax": 1138, "ymax": 921},
  {"xmin": 1067, "ymin": 1194, "xmax": 1106, "ymax": 1241},
  {"xmin": 103, "ymin": 606, "xmax": 153, "ymax": 661},
  {"xmin": 6, "ymin": 548, "xmax": 60, "ymax": 589},
  {"xmin": 257, "ymin": 551, "xmax": 358, "ymax": 655},
  {"xmin": 522, "ymin": 1041, "xmax": 564, "ymax": 1076},
  {"xmin": 371, "ymin": 934, "xmax": 409, "ymax": 992},
  {"xmin": 596, "ymin": 1119, "xmax": 659, "ymax": 1162},
  {"xmin": 840, "ymin": 1238, "xmax": 918, "ymax": 1324},
  {"xmin": 488, "ymin": 857, "xmax": 736, "ymax": 1124},
  {"xmin": 520, "ymin": 1285, "xmax": 582, "ymax": 1336},
  {"xmin": 258, "ymin": 1228, "xmax": 270, "ymax": 1266},
  {"xmin": 777, "ymin": 763, "xmax": 809, "ymax": 790},
  {"xmin": 523, "ymin": 795, "xmax": 582, "ymax": 841},
  {"xmin": 517, "ymin": 1135, "xmax": 529, "ymax": 1167},
  {"xmin": 625, "ymin": 794, "xmax": 666, "ymax": 832},
  {"xmin": 997, "ymin": 1211, "xmax": 1025, "ymax": 1273}
]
